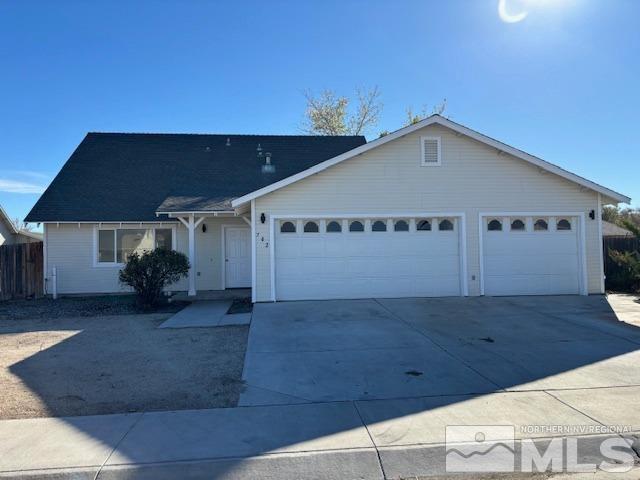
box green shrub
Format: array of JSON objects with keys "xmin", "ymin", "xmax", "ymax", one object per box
[
  {"xmin": 119, "ymin": 249, "xmax": 189, "ymax": 309},
  {"xmin": 608, "ymin": 249, "xmax": 640, "ymax": 293}
]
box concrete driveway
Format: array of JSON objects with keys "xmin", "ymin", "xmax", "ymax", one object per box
[{"xmin": 240, "ymin": 295, "xmax": 640, "ymax": 406}]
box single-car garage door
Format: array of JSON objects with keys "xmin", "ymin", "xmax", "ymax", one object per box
[
  {"xmin": 482, "ymin": 215, "xmax": 582, "ymax": 296},
  {"xmin": 275, "ymin": 217, "xmax": 463, "ymax": 301}
]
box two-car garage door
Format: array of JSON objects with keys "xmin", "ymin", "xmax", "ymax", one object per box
[{"xmin": 275, "ymin": 217, "xmax": 463, "ymax": 301}]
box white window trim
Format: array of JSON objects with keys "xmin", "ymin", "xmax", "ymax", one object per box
[
  {"xmin": 270, "ymin": 212, "xmax": 469, "ymax": 302},
  {"xmin": 478, "ymin": 212, "xmax": 587, "ymax": 296},
  {"xmin": 420, "ymin": 136, "xmax": 442, "ymax": 167},
  {"xmin": 93, "ymin": 224, "xmax": 177, "ymax": 268}
]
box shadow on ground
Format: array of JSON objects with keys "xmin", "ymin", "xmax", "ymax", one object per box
[
  {"xmin": 3, "ymin": 295, "xmax": 640, "ymax": 477},
  {"xmin": 1, "ymin": 314, "xmax": 248, "ymax": 418}
]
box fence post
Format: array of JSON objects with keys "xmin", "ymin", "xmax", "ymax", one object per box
[{"xmin": 52, "ymin": 266, "xmax": 57, "ymax": 300}]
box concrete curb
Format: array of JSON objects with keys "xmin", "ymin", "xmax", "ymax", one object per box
[{"xmin": 0, "ymin": 448, "xmax": 383, "ymax": 480}]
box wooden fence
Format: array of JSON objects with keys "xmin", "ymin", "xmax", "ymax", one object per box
[
  {"xmin": 0, "ymin": 242, "xmax": 43, "ymax": 301},
  {"xmin": 603, "ymin": 236, "xmax": 640, "ymax": 289}
]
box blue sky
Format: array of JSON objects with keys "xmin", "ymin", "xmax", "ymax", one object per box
[{"xmin": 1, "ymin": 0, "xmax": 638, "ymax": 228}]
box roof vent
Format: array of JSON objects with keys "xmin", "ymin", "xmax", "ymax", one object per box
[
  {"xmin": 226, "ymin": 138, "xmax": 231, "ymax": 147},
  {"xmin": 261, "ymin": 152, "xmax": 275, "ymax": 173}
]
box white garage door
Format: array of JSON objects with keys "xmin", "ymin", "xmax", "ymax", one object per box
[
  {"xmin": 482, "ymin": 215, "xmax": 582, "ymax": 296},
  {"xmin": 275, "ymin": 217, "xmax": 462, "ymax": 301}
]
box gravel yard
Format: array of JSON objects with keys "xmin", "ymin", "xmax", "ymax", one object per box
[
  {"xmin": 0, "ymin": 310, "xmax": 248, "ymax": 419},
  {"xmin": 0, "ymin": 295, "xmax": 189, "ymax": 320}
]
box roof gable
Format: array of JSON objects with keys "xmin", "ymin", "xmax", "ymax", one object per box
[{"xmin": 231, "ymin": 115, "xmax": 630, "ymax": 207}]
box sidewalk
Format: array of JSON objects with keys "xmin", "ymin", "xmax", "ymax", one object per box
[{"xmin": 1, "ymin": 387, "xmax": 639, "ymax": 479}]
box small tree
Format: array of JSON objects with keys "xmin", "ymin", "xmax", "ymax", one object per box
[
  {"xmin": 608, "ymin": 249, "xmax": 640, "ymax": 292},
  {"xmin": 119, "ymin": 249, "xmax": 189, "ymax": 309},
  {"xmin": 303, "ymin": 86, "xmax": 382, "ymax": 136}
]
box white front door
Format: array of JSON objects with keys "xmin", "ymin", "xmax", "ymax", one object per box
[{"xmin": 224, "ymin": 227, "xmax": 251, "ymax": 288}]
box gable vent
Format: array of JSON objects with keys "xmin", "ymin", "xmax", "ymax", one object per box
[{"xmin": 421, "ymin": 136, "xmax": 441, "ymax": 166}]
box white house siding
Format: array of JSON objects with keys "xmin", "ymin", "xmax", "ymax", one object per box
[
  {"xmin": 253, "ymin": 123, "xmax": 602, "ymax": 301},
  {"xmin": 44, "ymin": 217, "xmax": 247, "ymax": 295}
]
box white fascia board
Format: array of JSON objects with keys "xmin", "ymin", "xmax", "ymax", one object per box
[{"xmin": 231, "ymin": 115, "xmax": 631, "ymax": 207}]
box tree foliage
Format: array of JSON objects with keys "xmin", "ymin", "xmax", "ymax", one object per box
[
  {"xmin": 119, "ymin": 249, "xmax": 189, "ymax": 310},
  {"xmin": 608, "ymin": 249, "xmax": 640, "ymax": 292},
  {"xmin": 303, "ymin": 87, "xmax": 382, "ymax": 136},
  {"xmin": 405, "ymin": 99, "xmax": 447, "ymax": 126},
  {"xmin": 602, "ymin": 206, "xmax": 640, "ymax": 233}
]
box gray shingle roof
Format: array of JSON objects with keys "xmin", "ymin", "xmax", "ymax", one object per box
[
  {"xmin": 26, "ymin": 133, "xmax": 366, "ymax": 222},
  {"xmin": 602, "ymin": 220, "xmax": 634, "ymax": 237}
]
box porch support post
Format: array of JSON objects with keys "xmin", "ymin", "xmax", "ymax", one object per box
[
  {"xmin": 176, "ymin": 214, "xmax": 205, "ymax": 297},
  {"xmin": 187, "ymin": 214, "xmax": 196, "ymax": 296}
]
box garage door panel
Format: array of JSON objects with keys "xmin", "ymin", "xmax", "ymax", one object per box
[
  {"xmin": 483, "ymin": 216, "xmax": 581, "ymax": 296},
  {"xmin": 484, "ymin": 254, "xmax": 579, "ymax": 276},
  {"xmin": 275, "ymin": 219, "xmax": 462, "ymax": 301}
]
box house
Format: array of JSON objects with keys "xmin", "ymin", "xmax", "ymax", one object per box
[
  {"xmin": 602, "ymin": 220, "xmax": 634, "ymax": 238},
  {"xmin": 26, "ymin": 115, "xmax": 631, "ymax": 301},
  {"xmin": 0, "ymin": 205, "xmax": 42, "ymax": 246}
]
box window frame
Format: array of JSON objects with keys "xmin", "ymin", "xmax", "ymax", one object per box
[
  {"xmin": 371, "ymin": 220, "xmax": 387, "ymax": 232},
  {"xmin": 533, "ymin": 218, "xmax": 549, "ymax": 232},
  {"xmin": 326, "ymin": 220, "xmax": 342, "ymax": 233},
  {"xmin": 303, "ymin": 221, "xmax": 320, "ymax": 233},
  {"xmin": 487, "ymin": 219, "xmax": 503, "ymax": 232},
  {"xmin": 420, "ymin": 136, "xmax": 442, "ymax": 167},
  {"xmin": 416, "ymin": 219, "xmax": 432, "ymax": 231},
  {"xmin": 280, "ymin": 221, "xmax": 297, "ymax": 234},
  {"xmin": 393, "ymin": 219, "xmax": 410, "ymax": 232},
  {"xmin": 556, "ymin": 218, "xmax": 572, "ymax": 231},
  {"xmin": 509, "ymin": 218, "xmax": 526, "ymax": 232},
  {"xmin": 94, "ymin": 224, "xmax": 177, "ymax": 267},
  {"xmin": 348, "ymin": 220, "xmax": 365, "ymax": 233},
  {"xmin": 438, "ymin": 218, "xmax": 455, "ymax": 231}
]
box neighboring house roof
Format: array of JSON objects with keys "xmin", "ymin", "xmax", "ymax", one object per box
[
  {"xmin": 602, "ymin": 220, "xmax": 634, "ymax": 237},
  {"xmin": 232, "ymin": 115, "xmax": 631, "ymax": 208},
  {"xmin": 25, "ymin": 133, "xmax": 366, "ymax": 222},
  {"xmin": 0, "ymin": 204, "xmax": 41, "ymax": 242},
  {"xmin": 16, "ymin": 230, "xmax": 43, "ymax": 241},
  {"xmin": 0, "ymin": 204, "xmax": 19, "ymax": 235}
]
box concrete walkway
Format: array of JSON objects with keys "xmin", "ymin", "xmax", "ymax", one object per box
[
  {"xmin": 159, "ymin": 300, "xmax": 251, "ymax": 328},
  {"xmin": 1, "ymin": 387, "xmax": 639, "ymax": 479}
]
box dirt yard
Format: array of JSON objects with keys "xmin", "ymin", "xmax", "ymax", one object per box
[{"xmin": 0, "ymin": 312, "xmax": 248, "ymax": 419}]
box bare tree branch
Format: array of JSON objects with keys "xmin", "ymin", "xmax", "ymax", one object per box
[{"xmin": 303, "ymin": 87, "xmax": 382, "ymax": 136}]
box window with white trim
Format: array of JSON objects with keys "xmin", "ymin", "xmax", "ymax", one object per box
[
  {"xmin": 439, "ymin": 219, "xmax": 454, "ymax": 231},
  {"xmin": 421, "ymin": 136, "xmax": 441, "ymax": 166},
  {"xmin": 97, "ymin": 227, "xmax": 173, "ymax": 265},
  {"xmin": 349, "ymin": 220, "xmax": 364, "ymax": 232},
  {"xmin": 304, "ymin": 221, "xmax": 319, "ymax": 233},
  {"xmin": 510, "ymin": 219, "xmax": 526, "ymax": 231},
  {"xmin": 394, "ymin": 220, "xmax": 409, "ymax": 232},
  {"xmin": 534, "ymin": 219, "xmax": 548, "ymax": 231},
  {"xmin": 326, "ymin": 221, "xmax": 342, "ymax": 233},
  {"xmin": 280, "ymin": 221, "xmax": 296, "ymax": 233},
  {"xmin": 556, "ymin": 219, "xmax": 572, "ymax": 231},
  {"xmin": 487, "ymin": 219, "xmax": 502, "ymax": 231},
  {"xmin": 417, "ymin": 219, "xmax": 431, "ymax": 231},
  {"xmin": 372, "ymin": 220, "xmax": 387, "ymax": 232}
]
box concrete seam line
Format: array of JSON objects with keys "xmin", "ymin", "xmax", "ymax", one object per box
[
  {"xmin": 505, "ymin": 299, "xmax": 640, "ymax": 347},
  {"xmin": 372, "ymin": 298, "xmax": 505, "ymax": 391},
  {"xmin": 542, "ymin": 390, "xmax": 609, "ymax": 427},
  {"xmin": 94, "ymin": 411, "xmax": 147, "ymax": 480},
  {"xmin": 352, "ymin": 400, "xmax": 387, "ymax": 480},
  {"xmin": 543, "ymin": 389, "xmax": 640, "ymax": 462}
]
